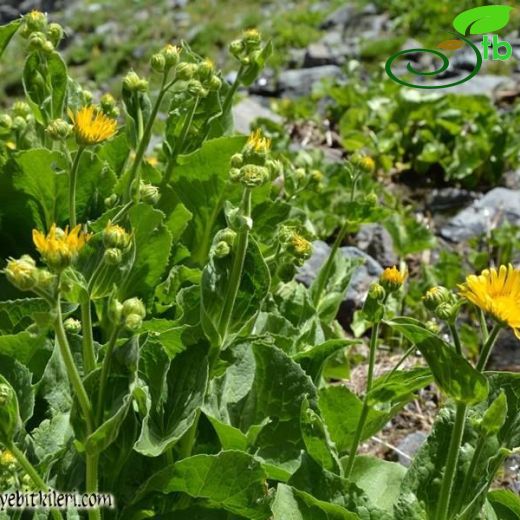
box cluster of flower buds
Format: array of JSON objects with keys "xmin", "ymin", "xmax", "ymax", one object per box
[
  {"xmin": 20, "ymin": 11, "xmax": 64, "ymax": 53},
  {"xmin": 150, "ymin": 44, "xmax": 181, "ymax": 74},
  {"xmin": 100, "ymin": 93, "xmax": 120, "ymax": 119},
  {"xmin": 4, "ymin": 255, "xmax": 54, "ymax": 294},
  {"xmin": 123, "ymin": 70, "xmax": 149, "ymax": 94},
  {"xmin": 109, "ymin": 296, "xmax": 146, "ymax": 333},
  {"xmin": 0, "ymin": 102, "xmax": 34, "ymax": 149},
  {"xmin": 210, "ymin": 228, "xmax": 237, "ymax": 259},
  {"xmin": 422, "ymin": 285, "xmax": 460, "ymax": 323},
  {"xmin": 46, "ymin": 118, "xmax": 73, "ymax": 141},
  {"xmin": 229, "ymin": 28, "xmax": 263, "ymax": 66},
  {"xmin": 103, "ymin": 222, "xmax": 132, "ymax": 266},
  {"xmin": 229, "ymin": 130, "xmax": 280, "ymax": 188},
  {"xmin": 178, "ymin": 58, "xmax": 222, "ymax": 99}
]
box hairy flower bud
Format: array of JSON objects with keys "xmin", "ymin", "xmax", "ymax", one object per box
[
  {"xmin": 238, "ymin": 164, "xmax": 269, "ymax": 188},
  {"xmin": 12, "ymin": 116, "xmax": 27, "ymax": 132},
  {"xmin": 139, "ymin": 182, "xmax": 160, "ymax": 205},
  {"xmin": 0, "ymin": 378, "xmax": 20, "ymax": 444},
  {"xmin": 123, "ymin": 71, "xmax": 149, "ymax": 93},
  {"xmin": 151, "ymin": 53, "xmax": 166, "ymax": 73},
  {"xmin": 435, "ymin": 302, "xmax": 458, "ymax": 322},
  {"xmin": 122, "ymin": 297, "xmax": 146, "ymax": 319},
  {"xmin": 207, "ymin": 75, "xmax": 222, "ymax": 91},
  {"xmin": 368, "ymin": 282, "xmax": 386, "ymax": 302},
  {"xmin": 186, "ymin": 79, "xmax": 208, "ymax": 98},
  {"xmin": 103, "ymin": 222, "xmax": 131, "ymax": 250},
  {"xmin": 28, "ymin": 31, "xmax": 48, "ymax": 52},
  {"xmin": 124, "ymin": 313, "xmax": 143, "ymax": 332},
  {"xmin": 176, "ymin": 62, "xmax": 197, "ymax": 81},
  {"xmin": 64, "ymin": 318, "xmax": 82, "ymax": 334},
  {"xmin": 47, "ymin": 22, "xmax": 64, "ymax": 46},
  {"xmin": 12, "ymin": 102, "xmax": 31, "ymax": 118},
  {"xmin": 108, "ymin": 297, "xmax": 123, "ymax": 324},
  {"xmin": 423, "ymin": 286, "xmax": 452, "ymax": 311},
  {"xmin": 213, "ymin": 241, "xmax": 231, "ymax": 258},
  {"xmin": 104, "ymin": 247, "xmax": 123, "ymax": 266},
  {"xmin": 4, "ymin": 255, "xmax": 38, "ymax": 291},
  {"xmin": 230, "ymin": 153, "xmax": 243, "ymax": 168},
  {"xmin": 46, "ymin": 118, "xmax": 72, "ymax": 140},
  {"xmin": 0, "ymin": 114, "xmax": 12, "ymax": 132},
  {"xmin": 162, "ymin": 44, "xmax": 180, "ymax": 68},
  {"xmin": 242, "ymin": 28, "xmax": 262, "ymax": 49},
  {"xmin": 352, "ymin": 154, "xmax": 375, "ymax": 173},
  {"xmin": 229, "ymin": 39, "xmax": 244, "ymax": 58},
  {"xmin": 24, "ymin": 10, "xmax": 47, "ymax": 34},
  {"xmin": 100, "ymin": 93, "xmax": 119, "ymax": 118}
]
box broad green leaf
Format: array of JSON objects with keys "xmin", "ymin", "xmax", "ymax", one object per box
[
  {"xmin": 0, "ymin": 19, "xmax": 21, "ymax": 58},
  {"xmin": 201, "ymin": 236, "xmax": 270, "ymax": 344},
  {"xmin": 0, "ymin": 354, "xmax": 34, "ymax": 423},
  {"xmin": 346, "ymin": 456, "xmax": 406, "ymax": 513},
  {"xmin": 134, "ymin": 342, "xmax": 208, "ymax": 457},
  {"xmin": 318, "ymin": 385, "xmax": 388, "ymax": 453},
  {"xmin": 272, "ymin": 484, "xmax": 359, "ymax": 520},
  {"xmin": 134, "ymin": 451, "xmax": 271, "ymax": 519},
  {"xmin": 488, "ymin": 490, "xmax": 520, "ymax": 519},
  {"xmin": 453, "ymin": 6, "xmax": 513, "ymax": 35},
  {"xmin": 171, "ymin": 136, "xmax": 246, "ymax": 265},
  {"xmin": 205, "ymin": 414, "xmax": 248, "ymax": 451},
  {"xmin": 386, "ymin": 317, "xmax": 488, "ymax": 404}
]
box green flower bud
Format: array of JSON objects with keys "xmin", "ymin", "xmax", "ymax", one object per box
[
  {"xmin": 229, "ymin": 39, "xmax": 244, "ymax": 58},
  {"xmin": 28, "ymin": 31, "xmax": 48, "ymax": 52},
  {"xmin": 425, "ymin": 319, "xmax": 441, "ymax": 334},
  {"xmin": 176, "ymin": 62, "xmax": 197, "ymax": 81},
  {"xmin": 139, "ymin": 182, "xmax": 160, "ymax": 205},
  {"xmin": 103, "ymin": 222, "xmax": 131, "ymax": 250},
  {"xmin": 123, "ymin": 71, "xmax": 149, "ymax": 93},
  {"xmin": 207, "ymin": 75, "xmax": 222, "ymax": 91},
  {"xmin": 480, "ymin": 391, "xmax": 508, "ymax": 437},
  {"xmin": 197, "ymin": 59, "xmax": 214, "ymax": 81},
  {"xmin": 434, "ymin": 302, "xmax": 458, "ymax": 322},
  {"xmin": 81, "ymin": 89, "xmax": 93, "ymax": 104},
  {"xmin": 46, "ymin": 118, "xmax": 72, "ymax": 140},
  {"xmin": 24, "ymin": 10, "xmax": 47, "ymax": 33},
  {"xmin": 0, "ymin": 114, "xmax": 12, "ymax": 132},
  {"xmin": 230, "ymin": 153, "xmax": 243, "ymax": 168},
  {"xmin": 422, "ymin": 286, "xmax": 452, "ymax": 311},
  {"xmin": 238, "ymin": 164, "xmax": 269, "ymax": 188},
  {"xmin": 151, "ymin": 53, "xmax": 166, "ymax": 73},
  {"xmin": 12, "ymin": 116, "xmax": 27, "ymax": 132},
  {"xmin": 4, "ymin": 255, "xmax": 38, "ymax": 291},
  {"xmin": 380, "ymin": 266, "xmax": 407, "ymax": 293},
  {"xmin": 294, "ymin": 168, "xmax": 306, "ymax": 182},
  {"xmin": 104, "ymin": 193, "xmax": 118, "ymax": 208},
  {"xmin": 287, "ymin": 232, "xmax": 312, "ymax": 260},
  {"xmin": 229, "ymin": 167, "xmax": 241, "ymax": 183},
  {"xmin": 0, "ymin": 377, "xmax": 20, "ymax": 444},
  {"xmin": 218, "ymin": 228, "xmax": 237, "ymax": 246},
  {"xmin": 12, "ymin": 102, "xmax": 31, "ymax": 118},
  {"xmin": 213, "ymin": 241, "xmax": 231, "ymax": 258},
  {"xmin": 47, "ymin": 22, "xmax": 64, "ymax": 46},
  {"xmin": 364, "ymin": 192, "xmax": 378, "ymax": 206},
  {"xmin": 64, "ymin": 318, "xmax": 82, "ymax": 334},
  {"xmin": 368, "ymin": 282, "xmax": 386, "ymax": 302},
  {"xmin": 42, "ymin": 40, "xmax": 55, "ymax": 54},
  {"xmin": 108, "ymin": 297, "xmax": 123, "ymax": 324},
  {"xmin": 352, "ymin": 154, "xmax": 375, "ymax": 173},
  {"xmin": 100, "ymin": 93, "xmax": 119, "ymax": 118},
  {"xmin": 162, "ymin": 44, "xmax": 180, "ymax": 68},
  {"xmin": 122, "ymin": 297, "xmax": 146, "ymax": 319},
  {"xmin": 124, "ymin": 313, "xmax": 143, "ymax": 332},
  {"xmin": 310, "ymin": 169, "xmax": 324, "ymax": 183},
  {"xmin": 186, "ymin": 79, "xmax": 208, "ymax": 98},
  {"xmin": 242, "ymin": 28, "xmax": 262, "ymax": 49},
  {"xmin": 104, "ymin": 247, "xmax": 123, "ymax": 266}
]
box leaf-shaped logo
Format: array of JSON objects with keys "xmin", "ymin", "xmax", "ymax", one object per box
[{"xmin": 453, "ymin": 5, "xmax": 513, "ymax": 35}]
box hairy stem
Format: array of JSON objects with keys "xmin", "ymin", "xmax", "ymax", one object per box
[
  {"xmin": 80, "ymin": 300, "xmax": 96, "ymax": 375},
  {"xmin": 449, "ymin": 322, "xmax": 462, "ymax": 356},
  {"xmin": 475, "ymin": 324, "xmax": 501, "ymax": 372},
  {"xmin": 345, "ymin": 321, "xmax": 380, "ymax": 478},
  {"xmin": 68, "ymin": 146, "xmax": 85, "ymax": 228}
]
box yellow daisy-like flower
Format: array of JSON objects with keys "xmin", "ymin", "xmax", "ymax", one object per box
[
  {"xmin": 247, "ymin": 129, "xmax": 271, "ymax": 154},
  {"xmin": 458, "ymin": 264, "xmax": 520, "ymax": 339},
  {"xmin": 380, "ymin": 265, "xmax": 407, "ymax": 292},
  {"xmin": 33, "ymin": 224, "xmax": 91, "ymax": 271},
  {"xmin": 68, "ymin": 106, "xmax": 117, "ymax": 146}
]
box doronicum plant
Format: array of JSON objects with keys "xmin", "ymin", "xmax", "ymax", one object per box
[{"xmin": 0, "ymin": 9, "xmax": 517, "ymax": 520}]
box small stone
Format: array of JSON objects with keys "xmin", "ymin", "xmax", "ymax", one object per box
[
  {"xmin": 426, "ymin": 188, "xmax": 479, "ymax": 212},
  {"xmin": 355, "ymin": 224, "xmax": 398, "ymax": 267},
  {"xmin": 232, "ymin": 96, "xmax": 282, "ymax": 135},
  {"xmin": 277, "ymin": 66, "xmax": 344, "ymax": 97}
]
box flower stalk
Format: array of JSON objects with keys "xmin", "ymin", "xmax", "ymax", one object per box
[{"xmin": 68, "ymin": 146, "xmax": 85, "ymax": 228}]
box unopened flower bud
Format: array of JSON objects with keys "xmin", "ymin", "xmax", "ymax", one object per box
[
  {"xmin": 425, "ymin": 319, "xmax": 441, "ymax": 334},
  {"xmin": 103, "ymin": 222, "xmax": 131, "ymax": 250},
  {"xmin": 108, "ymin": 298, "xmax": 123, "ymax": 324},
  {"xmin": 435, "ymin": 302, "xmax": 457, "ymax": 322},
  {"xmin": 123, "ymin": 71, "xmax": 149, "ymax": 93},
  {"xmin": 12, "ymin": 116, "xmax": 27, "ymax": 132},
  {"xmin": 242, "ymin": 28, "xmax": 261, "ymax": 49},
  {"xmin": 104, "ymin": 193, "xmax": 118, "ymax": 208},
  {"xmin": 207, "ymin": 75, "xmax": 222, "ymax": 90},
  {"xmin": 151, "ymin": 53, "xmax": 166, "ymax": 73},
  {"xmin": 139, "ymin": 182, "xmax": 160, "ymax": 205},
  {"xmin": 104, "ymin": 247, "xmax": 123, "ymax": 265},
  {"xmin": 230, "ymin": 153, "xmax": 243, "ymax": 168},
  {"xmin": 186, "ymin": 79, "xmax": 208, "ymax": 98},
  {"xmin": 238, "ymin": 164, "xmax": 269, "ymax": 188},
  {"xmin": 368, "ymin": 282, "xmax": 386, "ymax": 302},
  {"xmin": 197, "ymin": 59, "xmax": 214, "ymax": 81},
  {"xmin": 0, "ymin": 378, "xmax": 20, "ymax": 444},
  {"xmin": 28, "ymin": 31, "xmax": 48, "ymax": 52},
  {"xmin": 12, "ymin": 102, "xmax": 31, "ymax": 118},
  {"xmin": 294, "ymin": 168, "xmax": 306, "ymax": 182},
  {"xmin": 364, "ymin": 192, "xmax": 378, "ymax": 206},
  {"xmin": 423, "ymin": 286, "xmax": 452, "ymax": 311},
  {"xmin": 24, "ymin": 10, "xmax": 47, "ymax": 33},
  {"xmin": 42, "ymin": 40, "xmax": 55, "ymax": 54},
  {"xmin": 124, "ymin": 313, "xmax": 143, "ymax": 332},
  {"xmin": 46, "ymin": 118, "xmax": 72, "ymax": 140},
  {"xmin": 82, "ymin": 89, "xmax": 93, "ymax": 104},
  {"xmin": 0, "ymin": 114, "xmax": 12, "ymax": 132},
  {"xmin": 176, "ymin": 62, "xmax": 197, "ymax": 81},
  {"xmin": 480, "ymin": 392, "xmax": 508, "ymax": 436},
  {"xmin": 352, "ymin": 154, "xmax": 375, "ymax": 173},
  {"xmin": 47, "ymin": 22, "xmax": 64, "ymax": 46},
  {"xmin": 229, "ymin": 39, "xmax": 244, "ymax": 58},
  {"xmin": 64, "ymin": 318, "xmax": 81, "ymax": 334},
  {"xmin": 162, "ymin": 44, "xmax": 180, "ymax": 68},
  {"xmin": 213, "ymin": 241, "xmax": 231, "ymax": 258},
  {"xmin": 4, "ymin": 255, "xmax": 38, "ymax": 291},
  {"xmin": 100, "ymin": 93, "xmax": 119, "ymax": 117},
  {"xmin": 122, "ymin": 297, "xmax": 146, "ymax": 319}
]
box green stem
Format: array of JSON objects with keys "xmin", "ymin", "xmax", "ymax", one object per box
[
  {"xmin": 449, "ymin": 322, "xmax": 462, "ymax": 356},
  {"xmin": 345, "ymin": 321, "xmax": 380, "ymax": 479},
  {"xmin": 95, "ymin": 326, "xmax": 121, "ymax": 426},
  {"xmin": 475, "ymin": 324, "xmax": 501, "ymax": 372},
  {"xmin": 80, "ymin": 300, "xmax": 96, "ymax": 375},
  {"xmin": 69, "ymin": 146, "xmax": 85, "ymax": 228},
  {"xmin": 435, "ymin": 401, "xmax": 468, "ymax": 520},
  {"xmin": 221, "ymin": 64, "xmax": 244, "ymax": 117},
  {"xmin": 162, "ymin": 95, "xmax": 200, "ymax": 188},
  {"xmin": 86, "ymin": 453, "xmax": 101, "ymax": 520},
  {"xmin": 8, "ymin": 443, "xmax": 63, "ymax": 520},
  {"xmin": 217, "ymin": 188, "xmax": 251, "ymax": 342},
  {"xmin": 54, "ymin": 297, "xmax": 94, "ymax": 433},
  {"xmin": 126, "ymin": 72, "xmax": 169, "ymax": 202},
  {"xmin": 479, "ymin": 310, "xmax": 489, "ymax": 343},
  {"xmin": 454, "ymin": 434, "xmax": 486, "ymax": 515}
]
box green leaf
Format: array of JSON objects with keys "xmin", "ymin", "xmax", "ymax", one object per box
[
  {"xmin": 134, "ymin": 342, "xmax": 208, "ymax": 457},
  {"xmin": 134, "ymin": 451, "xmax": 271, "ymax": 519},
  {"xmin": 346, "ymin": 455, "xmax": 406, "ymax": 513},
  {"xmin": 171, "ymin": 136, "xmax": 246, "ymax": 265},
  {"xmin": 241, "ymin": 41, "xmax": 273, "ymax": 86},
  {"xmin": 0, "ymin": 19, "xmax": 21, "ymax": 58},
  {"xmin": 318, "ymin": 385, "xmax": 388, "ymax": 454},
  {"xmin": 272, "ymin": 484, "xmax": 359, "ymax": 520},
  {"xmin": 488, "ymin": 490, "xmax": 520, "ymax": 519},
  {"xmin": 47, "ymin": 51, "xmax": 68, "ymax": 119},
  {"xmin": 0, "ymin": 354, "xmax": 34, "ymax": 423},
  {"xmin": 201, "ymin": 236, "xmax": 270, "ymax": 344},
  {"xmin": 453, "ymin": 6, "xmax": 513, "ymax": 35},
  {"xmin": 0, "ymin": 331, "xmax": 51, "ymax": 378},
  {"xmin": 385, "ymin": 317, "xmax": 488, "ymax": 404}
]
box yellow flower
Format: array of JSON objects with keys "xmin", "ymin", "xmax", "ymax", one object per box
[
  {"xmin": 290, "ymin": 234, "xmax": 312, "ymax": 258},
  {"xmin": 33, "ymin": 224, "xmax": 91, "ymax": 271},
  {"xmin": 380, "ymin": 265, "xmax": 407, "ymax": 292},
  {"xmin": 458, "ymin": 264, "xmax": 520, "ymax": 339},
  {"xmin": 247, "ymin": 129, "xmax": 271, "ymax": 154},
  {"xmin": 69, "ymin": 106, "xmax": 117, "ymax": 146}
]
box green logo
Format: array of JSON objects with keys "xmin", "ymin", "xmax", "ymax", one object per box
[{"xmin": 385, "ymin": 5, "xmax": 514, "ymax": 89}]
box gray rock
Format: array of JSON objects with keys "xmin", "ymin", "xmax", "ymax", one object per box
[
  {"xmin": 426, "ymin": 188, "xmax": 479, "ymax": 212},
  {"xmin": 296, "ymin": 241, "xmax": 383, "ymax": 321},
  {"xmin": 397, "ymin": 432, "xmax": 428, "ymax": 467},
  {"xmin": 277, "ymin": 66, "xmax": 344, "ymax": 97},
  {"xmin": 304, "ymin": 42, "xmax": 337, "ymax": 67},
  {"xmin": 232, "ymin": 96, "xmax": 282, "ymax": 135},
  {"xmin": 320, "ymin": 5, "xmax": 357, "ymax": 29},
  {"xmin": 429, "ymin": 75, "xmax": 511, "ymax": 96},
  {"xmin": 441, "ymin": 188, "xmax": 520, "ymax": 242},
  {"xmin": 503, "ymin": 168, "xmax": 520, "ymax": 190},
  {"xmin": 488, "ymin": 329, "xmax": 520, "ymax": 372},
  {"xmin": 356, "ymin": 224, "xmax": 397, "ymax": 267}
]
